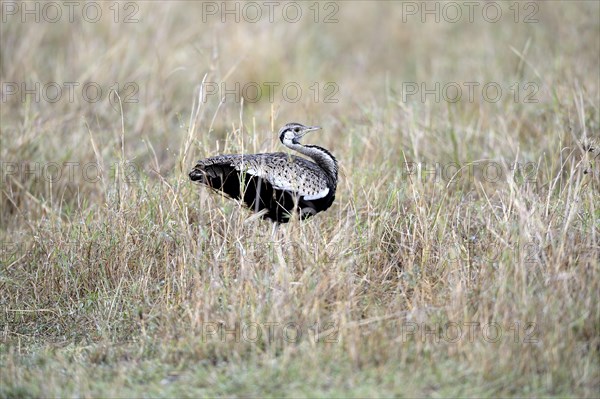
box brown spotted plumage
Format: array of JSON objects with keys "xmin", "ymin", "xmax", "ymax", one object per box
[{"xmin": 189, "ymin": 123, "xmax": 338, "ymax": 223}]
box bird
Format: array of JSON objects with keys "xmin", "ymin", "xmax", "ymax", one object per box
[{"xmin": 189, "ymin": 122, "xmax": 338, "ymax": 223}]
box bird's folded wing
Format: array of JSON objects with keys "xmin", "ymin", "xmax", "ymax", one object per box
[{"xmin": 229, "ymin": 155, "xmax": 331, "ymax": 200}]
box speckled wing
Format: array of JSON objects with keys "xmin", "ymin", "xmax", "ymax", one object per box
[{"xmin": 192, "ymin": 153, "xmax": 331, "ymax": 200}]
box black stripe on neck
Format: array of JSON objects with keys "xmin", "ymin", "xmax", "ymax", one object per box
[{"xmin": 304, "ymin": 145, "xmax": 338, "ymax": 163}]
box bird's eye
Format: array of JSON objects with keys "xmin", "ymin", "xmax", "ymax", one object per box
[{"xmin": 294, "ymin": 127, "xmax": 300, "ymax": 133}]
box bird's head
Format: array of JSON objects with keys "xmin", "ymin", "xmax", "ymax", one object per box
[{"xmin": 278, "ymin": 123, "xmax": 321, "ymax": 146}]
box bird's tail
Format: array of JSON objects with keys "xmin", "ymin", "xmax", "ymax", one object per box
[
  {"xmin": 188, "ymin": 166, "xmax": 206, "ymax": 182},
  {"xmin": 189, "ymin": 161, "xmax": 242, "ymax": 200},
  {"xmin": 188, "ymin": 161, "xmax": 225, "ymax": 182}
]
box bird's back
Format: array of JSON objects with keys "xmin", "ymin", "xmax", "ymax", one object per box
[{"xmin": 193, "ymin": 152, "xmax": 332, "ymax": 198}]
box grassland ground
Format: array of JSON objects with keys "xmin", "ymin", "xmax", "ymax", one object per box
[{"xmin": 1, "ymin": 1, "xmax": 599, "ymax": 397}]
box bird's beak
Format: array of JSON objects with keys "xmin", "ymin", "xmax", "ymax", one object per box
[{"xmin": 299, "ymin": 126, "xmax": 321, "ymax": 138}]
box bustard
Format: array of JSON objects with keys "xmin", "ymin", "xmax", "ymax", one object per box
[{"xmin": 189, "ymin": 122, "xmax": 338, "ymax": 223}]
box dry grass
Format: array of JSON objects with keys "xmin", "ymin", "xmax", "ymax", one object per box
[{"xmin": 1, "ymin": 1, "xmax": 599, "ymax": 397}]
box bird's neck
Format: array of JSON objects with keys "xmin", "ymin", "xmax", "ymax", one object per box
[{"xmin": 287, "ymin": 142, "xmax": 338, "ymax": 183}]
